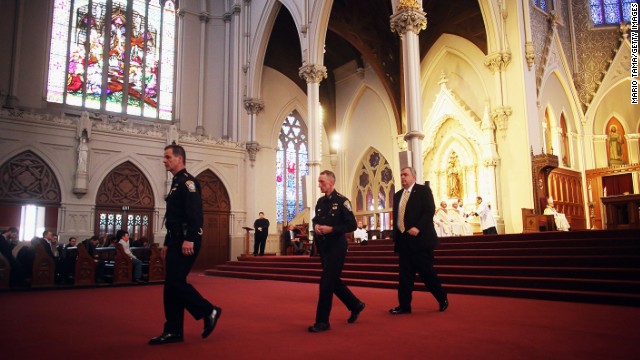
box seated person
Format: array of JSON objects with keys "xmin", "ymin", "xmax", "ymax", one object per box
[
  {"xmin": 116, "ymin": 230, "xmax": 144, "ymax": 282},
  {"xmin": 434, "ymin": 201, "xmax": 452, "ymax": 237},
  {"xmin": 449, "ymin": 201, "xmax": 473, "ymax": 236},
  {"xmin": 0, "ymin": 227, "xmax": 27, "ymax": 286},
  {"xmin": 284, "ymin": 225, "xmax": 304, "ymax": 255},
  {"xmin": 354, "ymin": 221, "xmax": 368, "ymax": 245},
  {"xmin": 543, "ymin": 197, "xmax": 570, "ymax": 231}
]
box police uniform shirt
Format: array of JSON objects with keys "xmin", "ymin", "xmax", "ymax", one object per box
[
  {"xmin": 165, "ymin": 169, "xmax": 203, "ymax": 245},
  {"xmin": 313, "ymin": 190, "xmax": 357, "ymax": 239}
]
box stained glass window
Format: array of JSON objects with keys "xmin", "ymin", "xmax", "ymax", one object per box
[
  {"xmin": 46, "ymin": 0, "xmax": 176, "ymax": 120},
  {"xmin": 590, "ymin": 0, "xmax": 636, "ymax": 25},
  {"xmin": 276, "ymin": 111, "xmax": 308, "ymax": 223},
  {"xmin": 533, "ymin": 0, "xmax": 550, "ymax": 12},
  {"xmin": 353, "ymin": 149, "xmax": 395, "ymax": 230}
]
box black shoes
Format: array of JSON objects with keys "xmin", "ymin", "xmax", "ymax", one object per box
[
  {"xmin": 202, "ymin": 306, "xmax": 222, "ymax": 339},
  {"xmin": 439, "ymin": 299, "xmax": 449, "ymax": 312},
  {"xmin": 308, "ymin": 322, "xmax": 330, "ymax": 332},
  {"xmin": 389, "ymin": 307, "xmax": 412, "ymax": 315},
  {"xmin": 348, "ymin": 302, "xmax": 366, "ymax": 323},
  {"xmin": 149, "ymin": 332, "xmax": 184, "ymax": 345}
]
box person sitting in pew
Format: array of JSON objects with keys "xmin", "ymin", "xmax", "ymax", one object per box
[
  {"xmin": 116, "ymin": 230, "xmax": 144, "ymax": 283},
  {"xmin": 0, "ymin": 227, "xmax": 27, "ymax": 287}
]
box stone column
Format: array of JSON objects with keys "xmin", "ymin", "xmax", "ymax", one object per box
[
  {"xmin": 390, "ymin": 1, "xmax": 427, "ymax": 183},
  {"xmin": 299, "ymin": 63, "xmax": 327, "ymax": 206},
  {"xmin": 196, "ymin": 11, "xmax": 210, "ymax": 136},
  {"xmin": 243, "ymin": 97, "xmax": 264, "ymax": 164}
]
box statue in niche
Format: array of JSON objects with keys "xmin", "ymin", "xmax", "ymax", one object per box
[
  {"xmin": 607, "ymin": 125, "xmax": 625, "ymax": 166},
  {"xmin": 77, "ymin": 131, "xmax": 89, "ymax": 173},
  {"xmin": 446, "ymin": 151, "xmax": 462, "ymax": 199}
]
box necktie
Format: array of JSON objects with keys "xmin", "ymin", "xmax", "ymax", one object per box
[{"xmin": 398, "ymin": 190, "xmax": 410, "ymax": 233}]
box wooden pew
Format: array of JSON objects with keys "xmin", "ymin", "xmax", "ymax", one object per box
[
  {"xmin": 31, "ymin": 242, "xmax": 55, "ymax": 287},
  {"xmin": 74, "ymin": 243, "xmax": 96, "ymax": 286},
  {"xmin": 0, "ymin": 253, "xmax": 10, "ymax": 289},
  {"xmin": 113, "ymin": 243, "xmax": 133, "ymax": 284},
  {"xmin": 147, "ymin": 244, "xmax": 165, "ymax": 282}
]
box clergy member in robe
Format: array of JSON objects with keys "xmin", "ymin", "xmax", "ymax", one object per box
[
  {"xmin": 543, "ymin": 197, "xmax": 571, "ymax": 231},
  {"xmin": 434, "ymin": 201, "xmax": 452, "ymax": 237}
]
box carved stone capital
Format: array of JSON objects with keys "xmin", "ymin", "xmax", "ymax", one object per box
[
  {"xmin": 483, "ymin": 158, "xmax": 499, "ymax": 167},
  {"xmin": 199, "ymin": 13, "xmax": 210, "ymax": 23},
  {"xmin": 403, "ymin": 130, "xmax": 425, "ymax": 142},
  {"xmin": 484, "ymin": 51, "xmax": 512, "ymax": 73},
  {"xmin": 390, "ymin": 8, "xmax": 427, "ymax": 37},
  {"xmin": 298, "ymin": 64, "xmax": 327, "ymax": 84},
  {"xmin": 243, "ymin": 98, "xmax": 264, "ymax": 115},
  {"xmin": 177, "ymin": 9, "xmax": 186, "ymax": 18},
  {"xmin": 232, "ymin": 4, "xmax": 241, "ymax": 14},
  {"xmin": 525, "ymin": 41, "xmax": 535, "ymax": 70},
  {"xmin": 223, "ymin": 12, "xmax": 232, "ymax": 22},
  {"xmin": 246, "ymin": 141, "xmax": 260, "ymax": 163},
  {"xmin": 491, "ymin": 106, "xmax": 513, "ymax": 132}
]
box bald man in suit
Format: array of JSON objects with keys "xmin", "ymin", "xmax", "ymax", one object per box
[{"xmin": 389, "ymin": 167, "xmax": 448, "ymax": 315}]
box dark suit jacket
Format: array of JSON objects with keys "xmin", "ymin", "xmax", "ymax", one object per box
[
  {"xmin": 393, "ymin": 183, "xmax": 439, "ymax": 252},
  {"xmin": 284, "ymin": 229, "xmax": 300, "ymax": 245}
]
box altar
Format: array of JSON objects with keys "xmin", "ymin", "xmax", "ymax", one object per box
[{"xmin": 601, "ymin": 194, "xmax": 640, "ymax": 230}]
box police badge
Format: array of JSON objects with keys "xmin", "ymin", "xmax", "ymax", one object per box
[{"xmin": 186, "ymin": 180, "xmax": 197, "ymax": 192}]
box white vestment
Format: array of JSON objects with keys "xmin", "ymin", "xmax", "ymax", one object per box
[{"xmin": 543, "ymin": 206, "xmax": 570, "ymax": 231}]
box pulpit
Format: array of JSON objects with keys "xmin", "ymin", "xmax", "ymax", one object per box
[
  {"xmin": 242, "ymin": 227, "xmax": 254, "ymax": 255},
  {"xmin": 601, "ymin": 194, "xmax": 640, "ymax": 229}
]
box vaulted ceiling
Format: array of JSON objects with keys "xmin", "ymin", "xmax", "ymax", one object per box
[{"xmin": 264, "ymin": 0, "xmax": 486, "ymax": 139}]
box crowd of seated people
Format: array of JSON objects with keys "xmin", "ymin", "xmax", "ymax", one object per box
[{"xmin": 0, "ymin": 227, "xmax": 156, "ymax": 289}]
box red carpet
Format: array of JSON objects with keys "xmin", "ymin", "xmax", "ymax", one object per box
[{"xmin": 1, "ymin": 274, "xmax": 639, "ymax": 360}]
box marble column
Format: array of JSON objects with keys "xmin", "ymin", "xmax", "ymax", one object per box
[
  {"xmin": 299, "ymin": 63, "xmax": 327, "ymax": 206},
  {"xmin": 390, "ymin": 1, "xmax": 427, "ymax": 183}
]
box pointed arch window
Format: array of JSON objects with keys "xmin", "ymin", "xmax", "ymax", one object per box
[
  {"xmin": 47, "ymin": 0, "xmax": 176, "ymax": 120},
  {"xmin": 276, "ymin": 111, "xmax": 308, "ymax": 223},
  {"xmin": 353, "ymin": 149, "xmax": 395, "ymax": 230},
  {"xmin": 589, "ymin": 0, "xmax": 635, "ymax": 26}
]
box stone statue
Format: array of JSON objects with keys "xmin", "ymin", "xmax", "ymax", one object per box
[
  {"xmin": 607, "ymin": 125, "xmax": 624, "ymax": 165},
  {"xmin": 446, "ymin": 151, "xmax": 462, "ymax": 199},
  {"xmin": 77, "ymin": 133, "xmax": 88, "ymax": 173}
]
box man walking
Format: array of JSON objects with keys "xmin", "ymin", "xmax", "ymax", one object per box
[
  {"xmin": 309, "ymin": 170, "xmax": 365, "ymax": 332},
  {"xmin": 149, "ymin": 144, "xmax": 222, "ymax": 345},
  {"xmin": 389, "ymin": 167, "xmax": 448, "ymax": 315}
]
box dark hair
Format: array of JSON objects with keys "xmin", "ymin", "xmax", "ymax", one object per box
[
  {"xmin": 90, "ymin": 235, "xmax": 100, "ymax": 241},
  {"xmin": 320, "ymin": 170, "xmax": 336, "ymax": 181},
  {"xmin": 115, "ymin": 229, "xmax": 128, "ymax": 240},
  {"xmin": 8, "ymin": 227, "xmax": 18, "ymax": 233},
  {"xmin": 164, "ymin": 144, "xmax": 187, "ymax": 165},
  {"xmin": 259, "ymin": 212, "xmax": 264, "ymax": 215}
]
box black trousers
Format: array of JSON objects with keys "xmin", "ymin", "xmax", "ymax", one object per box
[
  {"xmin": 163, "ymin": 241, "xmax": 214, "ymax": 334},
  {"xmin": 482, "ymin": 226, "xmax": 498, "ymax": 235},
  {"xmin": 253, "ymin": 236, "xmax": 267, "ymax": 255},
  {"xmin": 397, "ymin": 240, "xmax": 447, "ymax": 310},
  {"xmin": 315, "ymin": 237, "xmax": 360, "ymax": 324}
]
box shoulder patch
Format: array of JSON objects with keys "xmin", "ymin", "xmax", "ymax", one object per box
[
  {"xmin": 185, "ymin": 180, "xmax": 197, "ymax": 192},
  {"xmin": 343, "ymin": 200, "xmax": 352, "ymax": 212}
]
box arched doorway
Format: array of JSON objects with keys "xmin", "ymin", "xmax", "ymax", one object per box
[
  {"xmin": 95, "ymin": 162, "xmax": 154, "ymax": 241},
  {"xmin": 0, "ymin": 151, "xmax": 61, "ymax": 239},
  {"xmin": 195, "ymin": 170, "xmax": 231, "ymax": 269}
]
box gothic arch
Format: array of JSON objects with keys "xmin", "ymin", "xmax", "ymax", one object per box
[
  {"xmin": 351, "ymin": 147, "xmax": 395, "ymax": 230},
  {"xmin": 195, "ymin": 169, "xmax": 231, "ymax": 269},
  {"xmin": 94, "ymin": 161, "xmax": 154, "ymax": 240},
  {"xmin": 0, "ymin": 150, "xmax": 61, "ymax": 205},
  {"xmin": 270, "ymin": 99, "xmax": 307, "ymax": 148},
  {"xmin": 95, "ymin": 162, "xmax": 154, "ymax": 208}
]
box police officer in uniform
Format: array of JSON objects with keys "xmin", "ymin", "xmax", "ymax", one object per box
[
  {"xmin": 308, "ymin": 170, "xmax": 365, "ymax": 332},
  {"xmin": 149, "ymin": 144, "xmax": 222, "ymax": 345}
]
